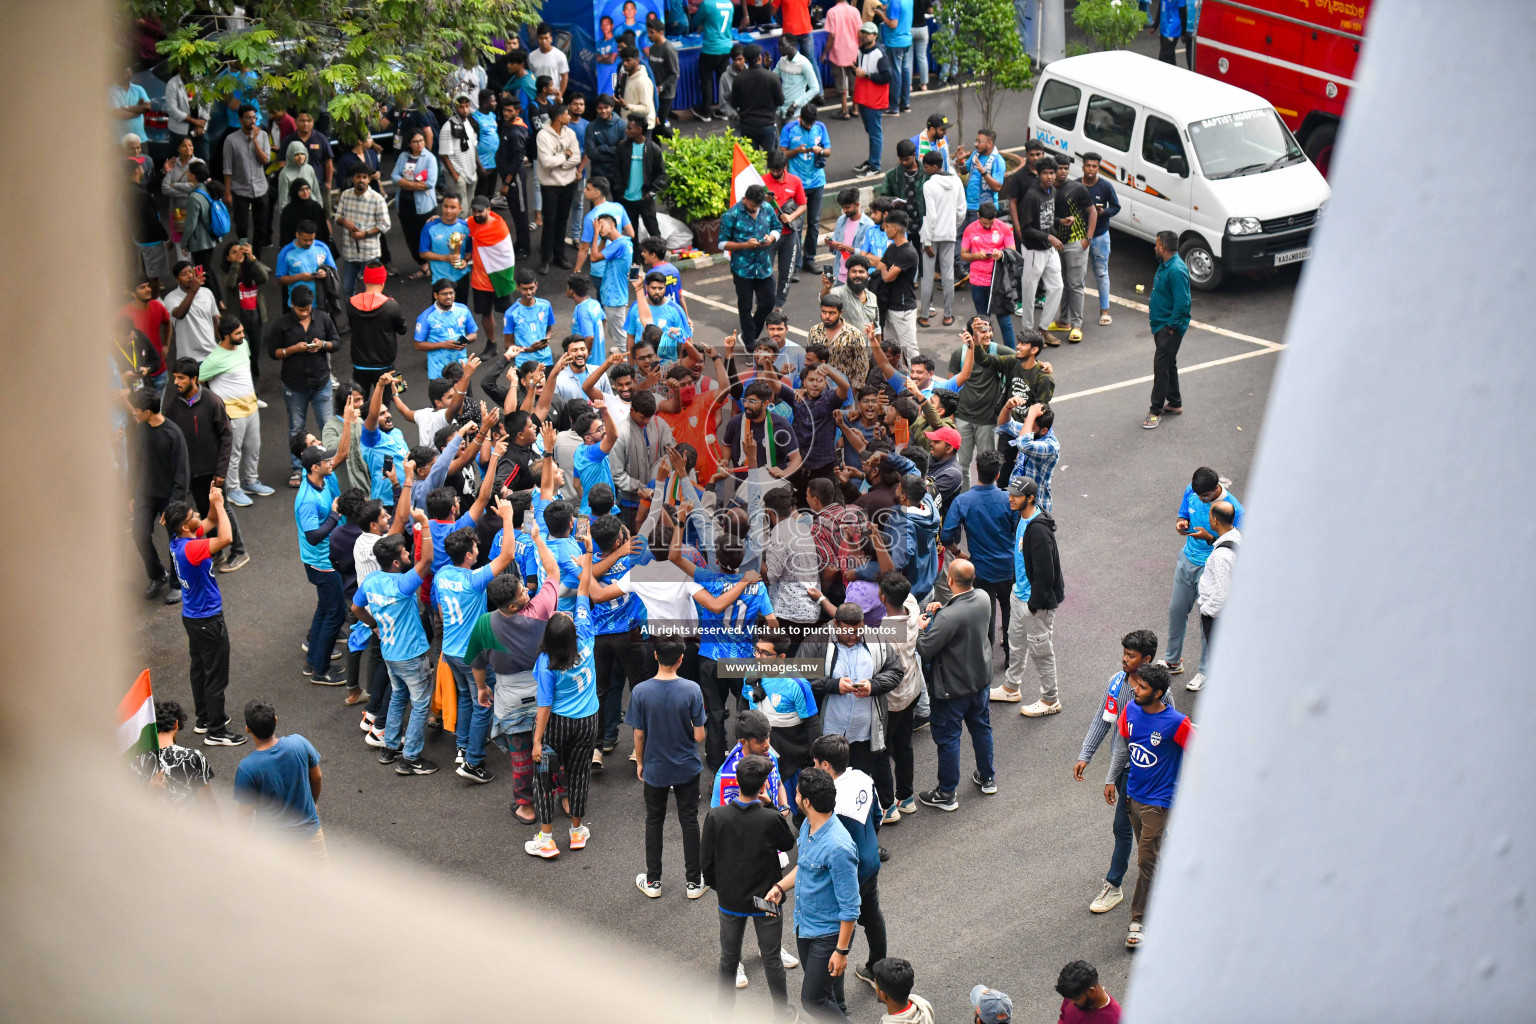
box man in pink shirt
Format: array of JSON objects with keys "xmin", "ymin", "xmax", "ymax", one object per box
[
  {"xmin": 960, "ymin": 200, "xmax": 1017, "ymax": 348},
  {"xmin": 1054, "ymin": 961, "xmax": 1121, "ymax": 1024},
  {"xmin": 824, "ymin": 0, "xmax": 864, "ymax": 119}
]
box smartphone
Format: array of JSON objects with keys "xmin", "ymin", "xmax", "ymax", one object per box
[
  {"xmin": 382, "ymin": 455, "xmax": 394, "ymax": 473},
  {"xmin": 628, "ymin": 263, "xmax": 642, "ymax": 281},
  {"xmin": 835, "ymin": 447, "xmax": 845, "ymax": 470},
  {"xmin": 577, "ymin": 513, "xmax": 590, "ymax": 534},
  {"xmin": 751, "ymin": 896, "xmax": 781, "ymax": 917}
]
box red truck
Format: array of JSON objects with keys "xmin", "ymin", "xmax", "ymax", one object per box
[{"xmin": 1194, "ymin": 0, "xmax": 1370, "ymax": 177}]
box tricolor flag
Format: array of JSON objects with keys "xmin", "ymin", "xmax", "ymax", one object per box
[
  {"xmin": 467, "ymin": 210, "xmax": 517, "ymax": 297},
  {"xmin": 731, "ymin": 142, "xmax": 765, "ymax": 206},
  {"xmin": 118, "ymin": 670, "xmax": 157, "ymax": 756}
]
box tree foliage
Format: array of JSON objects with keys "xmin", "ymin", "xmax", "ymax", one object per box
[
  {"xmin": 1073, "ymin": 0, "xmax": 1149, "ymax": 51},
  {"xmin": 929, "ymin": 0, "xmax": 1035, "ymax": 139},
  {"xmin": 658, "ymin": 130, "xmax": 767, "ymax": 224},
  {"xmin": 130, "ymin": 0, "xmax": 540, "ymax": 137}
]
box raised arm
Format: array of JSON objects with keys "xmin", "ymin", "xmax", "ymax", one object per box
[
  {"xmin": 410, "ymin": 507, "xmax": 433, "ymax": 575},
  {"xmin": 466, "ymin": 439, "xmax": 505, "ymax": 520},
  {"xmin": 693, "ymin": 569, "xmax": 760, "ymax": 614}
]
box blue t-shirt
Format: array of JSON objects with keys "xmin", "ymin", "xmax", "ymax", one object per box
[
  {"xmin": 582, "ymin": 201, "xmax": 632, "ymax": 272},
  {"xmin": 650, "ymin": 261, "xmax": 685, "ymax": 309},
  {"xmin": 421, "ymin": 216, "xmax": 472, "ymax": 283},
  {"xmin": 624, "ymin": 144, "xmax": 646, "ymax": 201},
  {"xmin": 534, "ymin": 598, "xmax": 599, "ymax": 718},
  {"xmin": 414, "ymin": 302, "xmax": 476, "ymax": 379},
  {"xmin": 880, "ymin": 0, "xmax": 913, "ymax": 47},
  {"xmin": 275, "ymin": 240, "xmax": 338, "ymax": 304},
  {"xmin": 598, "ymin": 237, "xmax": 634, "ymax": 307},
  {"xmin": 171, "ymin": 536, "xmax": 222, "ymax": 619},
  {"xmin": 112, "ymin": 82, "xmax": 152, "ymax": 141},
  {"xmin": 532, "ymin": 492, "xmax": 584, "ymax": 610},
  {"xmin": 965, "ymin": 150, "xmax": 1007, "ymax": 210},
  {"xmin": 472, "ymin": 109, "xmax": 499, "ymax": 167},
  {"xmin": 1122, "ymin": 701, "xmax": 1193, "ymax": 807},
  {"xmin": 743, "ymin": 675, "xmax": 817, "ymax": 721},
  {"xmin": 428, "ymin": 512, "xmax": 476, "ymax": 572},
  {"xmin": 712, "ymin": 742, "xmax": 785, "ymax": 807},
  {"xmin": 355, "ymin": 567, "xmax": 429, "ymax": 662},
  {"xmin": 624, "ymin": 675, "xmax": 706, "ymax": 787},
  {"xmin": 779, "ymin": 121, "xmax": 831, "ymax": 189},
  {"xmin": 700, "ymin": 0, "xmax": 737, "ymax": 54},
  {"xmin": 694, "ymin": 568, "xmax": 774, "ymax": 662},
  {"xmin": 623, "ymin": 299, "xmax": 691, "ymax": 359},
  {"xmin": 590, "ymin": 556, "xmax": 644, "ymax": 634},
  {"xmin": 504, "ymin": 298, "xmax": 557, "ymax": 365},
  {"xmin": 1012, "ymin": 509, "xmax": 1039, "ymax": 601},
  {"xmin": 433, "ymin": 562, "xmax": 497, "ymax": 658},
  {"xmin": 232, "ymin": 734, "xmax": 322, "ymax": 834},
  {"xmin": 359, "ymin": 425, "xmax": 409, "ymax": 503},
  {"xmin": 573, "ymin": 442, "xmax": 615, "ymax": 516},
  {"xmin": 294, "ymin": 475, "xmax": 339, "ymax": 569},
  {"xmin": 1179, "ymin": 485, "xmax": 1245, "ymax": 566},
  {"xmin": 858, "ymin": 225, "xmax": 890, "ymax": 261},
  {"xmin": 572, "ymin": 297, "xmax": 607, "ymax": 362}
]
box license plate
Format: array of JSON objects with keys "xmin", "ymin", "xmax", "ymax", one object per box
[{"xmin": 1274, "ymin": 247, "xmax": 1313, "ymax": 266}]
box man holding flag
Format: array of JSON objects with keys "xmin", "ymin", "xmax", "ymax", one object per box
[
  {"xmin": 467, "ymin": 195, "xmax": 518, "ymax": 356},
  {"xmin": 719, "ymin": 150, "xmax": 780, "ymax": 349}
]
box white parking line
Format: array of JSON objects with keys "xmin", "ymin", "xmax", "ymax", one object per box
[
  {"xmin": 684, "ymin": 290, "xmax": 813, "ymax": 337},
  {"xmin": 1051, "ymin": 344, "xmax": 1286, "ymax": 404},
  {"xmin": 1091, "ymin": 289, "xmax": 1281, "ymax": 350}
]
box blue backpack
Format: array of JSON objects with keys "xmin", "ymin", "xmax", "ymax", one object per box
[{"xmin": 199, "ymin": 187, "xmax": 233, "ymax": 238}]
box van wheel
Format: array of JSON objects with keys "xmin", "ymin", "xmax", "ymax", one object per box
[
  {"xmin": 1179, "ymin": 236, "xmax": 1223, "ymax": 291},
  {"xmin": 1302, "ymin": 122, "xmax": 1337, "ymax": 179}
]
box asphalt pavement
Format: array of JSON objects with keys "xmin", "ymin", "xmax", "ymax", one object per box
[{"xmin": 127, "ymin": 64, "xmax": 1307, "ymax": 1023}]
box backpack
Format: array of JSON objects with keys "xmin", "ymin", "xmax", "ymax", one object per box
[{"xmin": 201, "ymin": 188, "xmax": 232, "ymax": 238}]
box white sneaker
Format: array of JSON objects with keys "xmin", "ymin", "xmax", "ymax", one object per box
[
  {"xmin": 359, "ymin": 711, "xmax": 374, "ymax": 732},
  {"xmin": 524, "ymin": 831, "xmax": 560, "ymax": 859},
  {"xmin": 686, "ymin": 880, "xmax": 710, "ymax": 900},
  {"xmin": 880, "ymin": 805, "xmax": 902, "ymax": 825},
  {"xmin": 780, "ymin": 946, "xmax": 800, "ymax": 969},
  {"xmin": 1020, "ymin": 699, "xmax": 1063, "ymax": 717},
  {"xmin": 363, "ymin": 727, "xmax": 386, "ymax": 748},
  {"xmin": 1089, "ymin": 882, "xmax": 1124, "ymax": 914},
  {"xmin": 636, "ymin": 873, "xmax": 662, "ymax": 898},
  {"xmin": 989, "ymin": 685, "xmax": 1023, "ymax": 703},
  {"xmin": 1185, "ymin": 672, "xmax": 1206, "ymax": 691},
  {"xmin": 736, "ymin": 962, "xmax": 749, "ymax": 989}
]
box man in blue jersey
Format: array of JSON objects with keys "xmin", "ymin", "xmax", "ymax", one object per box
[
  {"xmin": 710, "ymin": 708, "xmax": 790, "ymax": 811},
  {"xmin": 274, "ymin": 222, "xmax": 338, "ymax": 309},
  {"xmin": 1073, "ymin": 628, "xmax": 1162, "ymax": 916},
  {"xmin": 1165, "ymin": 466, "xmax": 1244, "ymax": 691},
  {"xmin": 293, "ymin": 402, "xmax": 357, "ymax": 684},
  {"xmin": 566, "ymin": 273, "xmax": 607, "ymax": 363},
  {"xmin": 351, "ymin": 511, "xmax": 439, "ymax": 776},
  {"xmin": 533, "ymin": 440, "xmax": 587, "ymax": 613},
  {"xmin": 413, "ymin": 278, "xmax": 478, "ymax": 379},
  {"xmin": 586, "ymin": 515, "xmax": 653, "ymax": 758},
  {"xmin": 779, "ymin": 104, "xmax": 832, "ymax": 272},
  {"xmin": 1111, "ymin": 662, "xmax": 1192, "ymax": 948},
  {"xmin": 639, "ymin": 237, "xmax": 691, "ymax": 323},
  {"xmin": 422, "ymin": 438, "xmax": 503, "ymax": 574},
  {"xmin": 624, "ymin": 270, "xmax": 691, "ymax": 360},
  {"xmin": 504, "ymin": 266, "xmax": 557, "ymax": 367},
  {"xmin": 434, "ymin": 498, "xmax": 519, "ymax": 782},
  {"xmin": 669, "ymin": 515, "xmax": 781, "ymax": 771},
  {"xmin": 572, "ymin": 396, "xmax": 620, "ymax": 516},
  {"xmin": 164, "ymin": 487, "xmax": 247, "ymax": 747},
  {"xmin": 573, "ymin": 176, "xmax": 634, "ymax": 277},
  {"xmin": 953, "ymin": 128, "xmax": 1007, "ymax": 278},
  {"xmin": 418, "ymin": 194, "xmax": 472, "ymax": 296}
]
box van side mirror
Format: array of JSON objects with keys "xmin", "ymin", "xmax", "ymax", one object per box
[{"xmin": 1167, "ymin": 155, "xmax": 1189, "ymax": 178}]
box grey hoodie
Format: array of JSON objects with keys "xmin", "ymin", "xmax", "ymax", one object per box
[{"xmin": 882, "ymin": 993, "xmax": 937, "ymax": 1024}]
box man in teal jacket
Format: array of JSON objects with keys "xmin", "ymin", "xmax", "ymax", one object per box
[{"xmin": 1144, "ymin": 230, "xmax": 1192, "ymax": 430}]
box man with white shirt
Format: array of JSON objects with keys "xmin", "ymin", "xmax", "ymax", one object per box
[
  {"xmin": 439, "ymin": 94, "xmax": 481, "ymax": 218},
  {"xmin": 164, "ymin": 261, "xmax": 221, "ymax": 362},
  {"xmin": 552, "ymin": 338, "xmax": 592, "ymax": 402},
  {"xmin": 528, "ymin": 23, "xmax": 570, "ymax": 95}
]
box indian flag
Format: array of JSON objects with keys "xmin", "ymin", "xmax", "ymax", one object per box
[
  {"xmin": 467, "ymin": 211, "xmax": 517, "ymax": 297},
  {"xmin": 731, "ymin": 142, "xmax": 765, "ymax": 206},
  {"xmin": 117, "ymin": 670, "xmax": 157, "ymax": 756}
]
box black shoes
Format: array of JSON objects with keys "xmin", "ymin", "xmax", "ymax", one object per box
[
  {"xmin": 143, "ymin": 576, "xmax": 167, "ymax": 600},
  {"xmin": 377, "ymin": 746, "xmax": 403, "ymax": 765},
  {"xmin": 204, "ymin": 727, "xmax": 247, "ymax": 747},
  {"xmin": 917, "ymin": 788, "xmax": 958, "ymax": 811},
  {"xmin": 456, "ymin": 761, "xmax": 495, "ymax": 783},
  {"xmin": 395, "ymin": 756, "xmax": 440, "ymax": 776}
]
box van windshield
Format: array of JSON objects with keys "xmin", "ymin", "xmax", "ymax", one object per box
[{"xmin": 1188, "ymin": 108, "xmax": 1306, "ymax": 179}]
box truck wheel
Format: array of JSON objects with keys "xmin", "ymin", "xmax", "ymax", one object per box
[
  {"xmin": 1179, "ymin": 236, "xmax": 1223, "ymax": 291},
  {"xmin": 1303, "ymin": 122, "xmax": 1337, "ymax": 178}
]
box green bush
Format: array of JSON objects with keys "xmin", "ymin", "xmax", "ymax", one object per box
[
  {"xmin": 1073, "ymin": 0, "xmax": 1148, "ymax": 51},
  {"xmin": 658, "ymin": 129, "xmax": 767, "ymax": 224}
]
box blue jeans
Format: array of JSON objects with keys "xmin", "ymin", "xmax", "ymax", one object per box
[
  {"xmin": 283, "ymin": 381, "xmax": 334, "ymax": 470},
  {"xmin": 929, "ymin": 687, "xmax": 994, "ymax": 793},
  {"xmin": 384, "ymin": 652, "xmax": 435, "ymax": 759},
  {"xmin": 859, "ymin": 105, "xmax": 883, "ymax": 170},
  {"xmin": 885, "ymin": 45, "xmax": 911, "ymax": 109},
  {"xmin": 1165, "ymin": 551, "xmax": 1207, "ymax": 671},
  {"xmin": 304, "ymin": 565, "xmax": 346, "ymax": 674},
  {"xmin": 445, "ymin": 653, "xmax": 491, "ymax": 766},
  {"xmin": 910, "ymin": 25, "xmax": 930, "ymax": 88},
  {"xmin": 795, "ymin": 932, "xmax": 850, "ymax": 1022},
  {"xmin": 801, "ymin": 185, "xmax": 825, "ymax": 264},
  {"xmin": 971, "ymin": 283, "xmax": 1016, "ymax": 348},
  {"xmin": 340, "ymin": 260, "xmax": 366, "ymax": 298},
  {"xmin": 1089, "ymin": 232, "xmax": 1112, "ymax": 312},
  {"xmin": 1107, "ymin": 769, "xmax": 1132, "ymax": 887}
]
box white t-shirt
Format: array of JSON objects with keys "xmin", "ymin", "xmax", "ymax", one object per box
[
  {"xmin": 354, "ymin": 531, "xmax": 385, "ymax": 582},
  {"xmin": 164, "ymin": 286, "xmax": 220, "ymax": 362},
  {"xmin": 617, "ymin": 576, "xmax": 703, "ymax": 628},
  {"xmin": 201, "ymin": 353, "xmax": 255, "ymax": 410},
  {"xmin": 528, "ymin": 47, "xmax": 570, "ymax": 84},
  {"xmin": 413, "ymin": 406, "xmax": 450, "ymax": 447},
  {"xmin": 595, "ymin": 373, "xmax": 632, "ymax": 423}
]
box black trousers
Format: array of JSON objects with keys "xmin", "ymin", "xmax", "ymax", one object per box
[
  {"xmin": 885, "ymin": 703, "xmax": 916, "ymax": 802},
  {"xmin": 500, "ymin": 168, "xmax": 533, "ymax": 257},
  {"xmin": 855, "ymin": 876, "xmax": 888, "ymax": 972},
  {"xmin": 595, "ymin": 627, "xmax": 651, "ymax": 746},
  {"xmin": 619, "ymin": 196, "xmax": 661, "ymax": 251},
  {"xmin": 399, "ymin": 203, "xmax": 432, "ymax": 267},
  {"xmin": 739, "ymin": 121, "xmax": 778, "ymax": 154},
  {"xmin": 718, "ymin": 911, "xmax": 788, "ymax": 1012},
  {"xmin": 643, "ymin": 774, "xmax": 701, "ymax": 883},
  {"xmin": 655, "ymin": 94, "xmax": 675, "ymax": 136},
  {"xmin": 976, "ymin": 577, "xmax": 1014, "ymax": 663},
  {"xmin": 700, "ymin": 52, "xmax": 731, "ymax": 107},
  {"xmin": 1200, "ymin": 612, "xmax": 1215, "ymax": 648},
  {"xmin": 182, "ymin": 613, "xmax": 231, "ymax": 729},
  {"xmin": 848, "ymin": 739, "xmax": 894, "ymax": 812},
  {"xmin": 1158, "ymin": 33, "xmax": 1195, "ymax": 69},
  {"xmin": 698, "ymin": 656, "xmax": 733, "ymax": 771},
  {"xmin": 230, "ymin": 193, "xmax": 268, "ymax": 256},
  {"xmin": 539, "ymin": 182, "xmax": 577, "ymax": 264},
  {"xmin": 733, "ymin": 274, "xmax": 776, "ymax": 347},
  {"xmin": 134, "ymin": 497, "xmax": 180, "ymax": 585},
  {"xmin": 1150, "ymin": 326, "xmax": 1185, "ymax": 413}
]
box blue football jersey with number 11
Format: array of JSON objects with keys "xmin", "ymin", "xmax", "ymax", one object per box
[{"xmin": 694, "ymin": 568, "xmax": 774, "ymax": 661}]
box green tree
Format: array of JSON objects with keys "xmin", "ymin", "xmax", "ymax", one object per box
[
  {"xmin": 1073, "ymin": 0, "xmax": 1149, "ymax": 51},
  {"xmin": 131, "ymin": 0, "xmax": 539, "ymax": 138},
  {"xmin": 930, "ymin": 0, "xmax": 1035, "ymax": 139}
]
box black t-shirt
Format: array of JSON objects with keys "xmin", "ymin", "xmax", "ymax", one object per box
[
  {"xmin": 723, "ymin": 412, "xmax": 800, "ymax": 469},
  {"xmin": 1003, "ymin": 167, "xmax": 1038, "ymax": 210},
  {"xmin": 882, "ymin": 241, "xmax": 920, "ymax": 312},
  {"xmin": 1055, "ymin": 178, "xmax": 1091, "ymax": 243}
]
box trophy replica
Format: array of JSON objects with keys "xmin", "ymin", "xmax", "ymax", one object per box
[{"xmin": 449, "ymin": 230, "xmax": 466, "ymax": 271}]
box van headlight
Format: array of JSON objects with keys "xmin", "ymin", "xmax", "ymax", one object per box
[
  {"xmin": 1226, "ymin": 217, "xmax": 1262, "ymax": 235},
  {"xmin": 1316, "ymin": 199, "xmax": 1327, "ymax": 220}
]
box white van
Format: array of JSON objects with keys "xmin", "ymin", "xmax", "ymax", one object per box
[{"xmin": 1029, "ymin": 51, "xmax": 1330, "ymax": 290}]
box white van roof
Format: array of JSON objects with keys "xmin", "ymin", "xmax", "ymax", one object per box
[{"xmin": 1042, "ymin": 51, "xmax": 1277, "ymax": 125}]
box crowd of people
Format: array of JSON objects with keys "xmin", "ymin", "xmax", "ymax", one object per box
[{"xmin": 121, "ymin": 9, "xmax": 1228, "ymax": 1022}]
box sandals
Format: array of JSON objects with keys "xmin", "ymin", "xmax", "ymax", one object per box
[
  {"xmin": 405, "ymin": 268, "xmax": 428, "ymax": 281},
  {"xmin": 942, "ymin": 316, "xmax": 955, "ymax": 327},
  {"xmin": 343, "ymin": 690, "xmax": 368, "ymax": 706},
  {"xmin": 288, "ymin": 471, "xmax": 302, "ymax": 488},
  {"xmin": 917, "ymin": 317, "xmax": 930, "ymax": 328},
  {"xmin": 1126, "ymin": 922, "xmax": 1144, "ymax": 948},
  {"xmin": 1099, "ymin": 312, "xmax": 1113, "ymax": 326}
]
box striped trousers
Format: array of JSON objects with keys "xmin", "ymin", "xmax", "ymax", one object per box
[{"xmin": 535, "ymin": 711, "xmax": 598, "ymax": 825}]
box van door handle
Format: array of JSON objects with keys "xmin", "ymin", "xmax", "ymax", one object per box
[{"xmin": 1135, "ymin": 174, "xmax": 1146, "ymax": 181}]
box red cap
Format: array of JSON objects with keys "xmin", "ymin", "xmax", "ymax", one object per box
[
  {"xmin": 928, "ymin": 426, "xmax": 962, "ymax": 450},
  {"xmin": 362, "ymin": 264, "xmax": 388, "ymax": 286}
]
